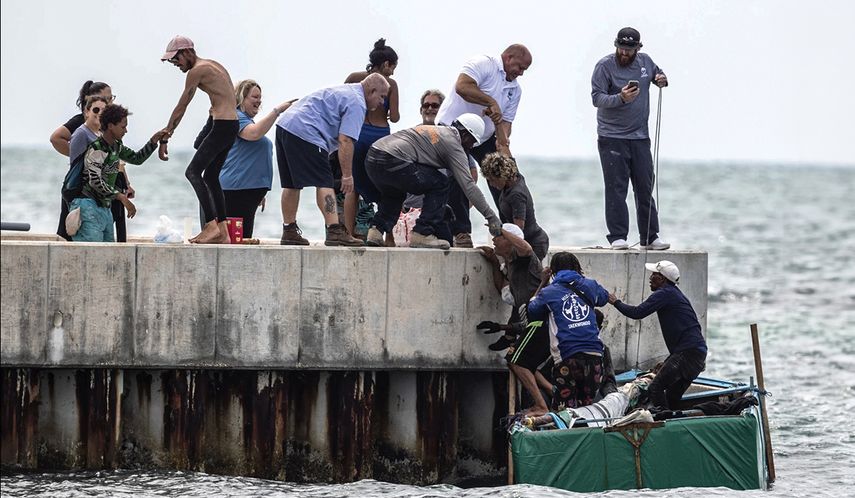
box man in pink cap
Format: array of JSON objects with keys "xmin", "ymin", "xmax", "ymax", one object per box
[{"xmin": 159, "ymin": 35, "xmax": 239, "ymax": 244}]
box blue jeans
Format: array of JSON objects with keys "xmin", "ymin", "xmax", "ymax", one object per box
[
  {"xmin": 597, "ymin": 136, "xmax": 660, "ymax": 245},
  {"xmin": 365, "ymin": 149, "xmax": 451, "ymax": 237},
  {"xmin": 70, "ymin": 198, "xmax": 114, "ymax": 242}
]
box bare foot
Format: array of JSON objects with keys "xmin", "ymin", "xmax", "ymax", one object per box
[
  {"xmin": 216, "ymin": 222, "xmax": 231, "ymax": 244},
  {"xmin": 523, "ymin": 406, "xmax": 550, "ymax": 418},
  {"xmin": 190, "ymin": 221, "xmax": 221, "ymax": 244}
]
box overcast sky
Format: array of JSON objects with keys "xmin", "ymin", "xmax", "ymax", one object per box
[{"xmin": 2, "ymin": 0, "xmax": 853, "ymax": 165}]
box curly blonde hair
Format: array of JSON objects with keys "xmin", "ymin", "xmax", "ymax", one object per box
[{"xmin": 480, "ymin": 152, "xmax": 518, "ymax": 181}]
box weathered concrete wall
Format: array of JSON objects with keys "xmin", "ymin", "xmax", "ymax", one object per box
[{"xmin": 1, "ymin": 241, "xmax": 706, "ymax": 371}]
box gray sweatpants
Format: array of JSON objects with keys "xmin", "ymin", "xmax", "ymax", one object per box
[{"xmin": 597, "ymin": 136, "xmax": 660, "ymax": 245}]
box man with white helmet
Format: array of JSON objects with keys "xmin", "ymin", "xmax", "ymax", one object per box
[
  {"xmin": 608, "ymin": 260, "xmax": 707, "ymax": 411},
  {"xmin": 436, "ymin": 44, "xmax": 532, "ymax": 248},
  {"xmin": 364, "ymin": 113, "xmax": 502, "ymax": 249}
]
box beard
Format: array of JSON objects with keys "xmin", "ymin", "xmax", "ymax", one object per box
[{"xmin": 615, "ymin": 49, "xmax": 637, "ymax": 67}]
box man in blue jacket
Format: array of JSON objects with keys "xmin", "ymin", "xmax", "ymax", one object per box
[
  {"xmin": 528, "ymin": 252, "xmax": 609, "ymax": 410},
  {"xmin": 608, "ymin": 260, "xmax": 707, "ymax": 411}
]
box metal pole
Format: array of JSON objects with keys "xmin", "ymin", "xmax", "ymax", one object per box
[
  {"xmin": 0, "ymin": 222, "xmax": 31, "ymax": 231},
  {"xmin": 507, "ymin": 370, "xmax": 516, "ymax": 485},
  {"xmin": 750, "ymin": 323, "xmax": 776, "ymax": 483}
]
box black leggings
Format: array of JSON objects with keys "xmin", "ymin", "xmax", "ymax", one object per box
[
  {"xmin": 186, "ymin": 118, "xmax": 239, "ymax": 224},
  {"xmin": 224, "ymin": 188, "xmax": 267, "ymax": 238}
]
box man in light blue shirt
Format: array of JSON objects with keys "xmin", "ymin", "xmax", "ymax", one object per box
[{"xmin": 276, "ymin": 73, "xmax": 390, "ymax": 246}]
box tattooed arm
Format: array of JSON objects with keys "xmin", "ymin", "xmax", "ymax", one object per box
[{"xmin": 163, "ymin": 66, "xmax": 203, "ymax": 136}]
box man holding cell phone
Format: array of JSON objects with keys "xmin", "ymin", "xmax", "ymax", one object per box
[{"xmin": 591, "ymin": 27, "xmax": 670, "ymax": 251}]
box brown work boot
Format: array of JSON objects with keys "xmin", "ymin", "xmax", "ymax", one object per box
[
  {"xmin": 453, "ymin": 232, "xmax": 473, "ymax": 248},
  {"xmin": 325, "ymin": 223, "xmax": 364, "ymax": 247},
  {"xmin": 410, "ymin": 231, "xmax": 450, "ymax": 250},
  {"xmin": 280, "ymin": 222, "xmax": 310, "ymax": 246}
]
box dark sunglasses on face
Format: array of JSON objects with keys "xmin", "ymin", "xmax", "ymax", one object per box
[{"xmin": 421, "ymin": 102, "xmax": 440, "ymax": 110}]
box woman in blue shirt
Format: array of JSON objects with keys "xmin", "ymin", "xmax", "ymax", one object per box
[{"xmin": 220, "ymin": 80, "xmax": 294, "ymax": 238}]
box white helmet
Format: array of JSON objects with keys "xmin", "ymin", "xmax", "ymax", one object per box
[{"xmin": 454, "ymin": 113, "xmax": 485, "ymax": 145}]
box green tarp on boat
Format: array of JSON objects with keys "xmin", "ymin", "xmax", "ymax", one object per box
[{"xmin": 512, "ymin": 412, "xmax": 763, "ymax": 491}]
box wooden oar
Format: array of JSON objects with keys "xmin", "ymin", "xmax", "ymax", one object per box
[
  {"xmin": 751, "ymin": 323, "xmax": 776, "ymax": 484},
  {"xmin": 508, "ymin": 370, "xmax": 516, "ymax": 485}
]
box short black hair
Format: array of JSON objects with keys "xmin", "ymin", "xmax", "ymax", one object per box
[
  {"xmin": 549, "ymin": 251, "xmax": 583, "ymax": 275},
  {"xmin": 99, "ymin": 104, "xmax": 131, "ymax": 132}
]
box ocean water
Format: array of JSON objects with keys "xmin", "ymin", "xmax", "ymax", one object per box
[{"xmin": 1, "ymin": 147, "xmax": 854, "ymax": 497}]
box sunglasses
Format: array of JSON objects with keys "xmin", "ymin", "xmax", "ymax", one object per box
[
  {"xmin": 421, "ymin": 102, "xmax": 440, "ymax": 110},
  {"xmin": 90, "ymin": 106, "xmax": 105, "ymax": 114}
]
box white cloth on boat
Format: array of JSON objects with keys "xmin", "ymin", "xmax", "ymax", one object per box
[{"xmin": 569, "ymin": 392, "xmax": 629, "ymax": 427}]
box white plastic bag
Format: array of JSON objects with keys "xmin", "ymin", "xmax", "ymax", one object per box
[
  {"xmin": 65, "ymin": 207, "xmax": 82, "ymax": 236},
  {"xmin": 392, "ymin": 207, "xmax": 421, "ymax": 247},
  {"xmin": 153, "ymin": 215, "xmax": 184, "ymax": 243}
]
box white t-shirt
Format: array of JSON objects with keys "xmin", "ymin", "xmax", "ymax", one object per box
[{"xmin": 435, "ymin": 55, "xmax": 522, "ymax": 140}]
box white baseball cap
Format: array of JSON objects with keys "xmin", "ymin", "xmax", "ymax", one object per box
[
  {"xmin": 500, "ymin": 223, "xmax": 524, "ymax": 239},
  {"xmin": 645, "ymin": 260, "xmax": 680, "ymax": 284}
]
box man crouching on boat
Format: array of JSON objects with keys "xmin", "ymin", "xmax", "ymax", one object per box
[{"xmin": 608, "ymin": 260, "xmax": 708, "ymax": 412}]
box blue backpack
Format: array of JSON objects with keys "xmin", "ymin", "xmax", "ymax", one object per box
[{"xmin": 61, "ymin": 153, "xmax": 86, "ymax": 203}]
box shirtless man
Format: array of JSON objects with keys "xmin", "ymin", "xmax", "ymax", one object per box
[{"xmin": 160, "ymin": 35, "xmax": 238, "ymax": 244}]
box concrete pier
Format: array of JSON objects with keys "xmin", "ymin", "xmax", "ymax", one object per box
[{"xmin": 0, "ymin": 239, "xmax": 707, "ymax": 482}]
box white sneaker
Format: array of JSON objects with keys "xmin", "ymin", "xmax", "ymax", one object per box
[
  {"xmin": 610, "ymin": 239, "xmax": 629, "ymax": 250},
  {"xmin": 645, "ymin": 238, "xmax": 671, "ymax": 251}
]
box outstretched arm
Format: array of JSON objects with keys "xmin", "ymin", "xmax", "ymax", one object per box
[
  {"xmin": 496, "ymin": 121, "xmax": 512, "ymax": 156},
  {"xmin": 240, "ymin": 99, "xmax": 296, "ymax": 141},
  {"xmin": 163, "ymin": 68, "xmax": 202, "ymax": 136}
]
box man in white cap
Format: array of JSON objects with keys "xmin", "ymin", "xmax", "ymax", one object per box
[
  {"xmin": 159, "ymin": 35, "xmax": 239, "ymax": 244},
  {"xmin": 436, "ymin": 44, "xmax": 532, "ymax": 248},
  {"xmin": 608, "ymin": 260, "xmax": 707, "ymax": 411},
  {"xmin": 477, "ymin": 222, "xmax": 551, "ymax": 415},
  {"xmin": 363, "ymin": 114, "xmax": 502, "ymax": 249}
]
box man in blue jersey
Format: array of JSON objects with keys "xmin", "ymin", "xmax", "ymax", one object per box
[
  {"xmin": 592, "ymin": 27, "xmax": 670, "ymax": 251},
  {"xmin": 528, "ymin": 252, "xmax": 610, "ymax": 410},
  {"xmin": 608, "ymin": 260, "xmax": 707, "ymax": 411}
]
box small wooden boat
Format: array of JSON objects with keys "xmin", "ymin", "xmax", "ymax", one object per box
[{"xmin": 511, "ymin": 371, "xmax": 773, "ymax": 491}]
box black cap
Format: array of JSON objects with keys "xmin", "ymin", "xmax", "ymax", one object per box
[{"xmin": 615, "ymin": 27, "xmax": 642, "ymax": 49}]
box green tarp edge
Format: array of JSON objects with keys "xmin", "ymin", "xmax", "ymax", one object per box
[{"xmin": 512, "ymin": 413, "xmax": 762, "ymax": 491}]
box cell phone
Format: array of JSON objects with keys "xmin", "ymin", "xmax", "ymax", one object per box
[{"xmin": 628, "ymin": 80, "xmax": 639, "ymax": 89}]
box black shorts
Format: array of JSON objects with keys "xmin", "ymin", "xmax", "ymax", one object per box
[
  {"xmin": 276, "ymin": 127, "xmax": 334, "ymax": 189},
  {"xmin": 505, "ymin": 319, "xmax": 550, "ymax": 372}
]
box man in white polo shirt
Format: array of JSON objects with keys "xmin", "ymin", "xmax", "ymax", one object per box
[{"xmin": 436, "ymin": 44, "xmax": 532, "ymax": 248}]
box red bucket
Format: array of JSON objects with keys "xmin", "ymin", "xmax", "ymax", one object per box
[{"xmin": 225, "ymin": 217, "xmax": 244, "ymax": 244}]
